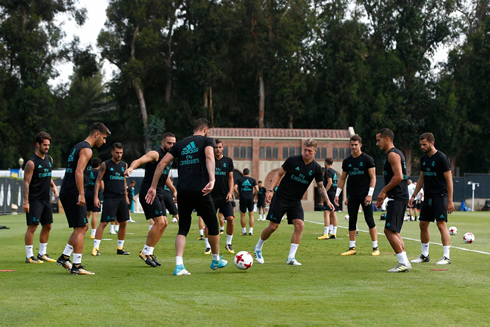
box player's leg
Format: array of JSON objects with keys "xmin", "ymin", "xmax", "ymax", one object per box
[
  {"xmin": 248, "ymin": 202, "xmax": 254, "ymax": 235},
  {"xmin": 435, "ymin": 197, "xmax": 451, "ymax": 264},
  {"xmin": 92, "ymin": 221, "xmax": 108, "ymax": 256},
  {"xmin": 204, "ymin": 226, "xmax": 211, "ymax": 254},
  {"xmin": 198, "ymin": 216, "xmax": 204, "ymax": 240},
  {"xmin": 93, "ymin": 199, "xmax": 114, "ymax": 256},
  {"xmin": 385, "ymin": 200, "xmax": 410, "ymax": 272},
  {"xmin": 240, "ymin": 201, "xmax": 247, "ymax": 235},
  {"xmin": 318, "ymin": 208, "xmax": 330, "ymax": 239},
  {"xmin": 220, "ymin": 200, "xmax": 235, "ymax": 254},
  {"xmin": 25, "ymin": 224, "xmax": 40, "ymax": 263},
  {"xmin": 342, "ymin": 198, "xmax": 360, "ymax": 255},
  {"xmin": 173, "ymin": 192, "xmax": 194, "ymax": 275},
  {"xmin": 198, "ymin": 194, "xmax": 227, "ymax": 270},
  {"xmin": 218, "ymin": 212, "xmax": 225, "ymax": 234},
  {"xmin": 412, "ymin": 200, "xmax": 432, "ymax": 263},
  {"xmin": 116, "ymin": 199, "xmax": 131, "ymax": 255},
  {"xmin": 254, "ymin": 197, "xmax": 285, "ymax": 264},
  {"xmin": 363, "ymin": 202, "xmax": 378, "ymax": 254},
  {"xmin": 37, "ymin": 203, "xmax": 55, "ymax": 262},
  {"xmin": 330, "ymin": 209, "xmax": 338, "ymax": 239},
  {"xmin": 287, "ymin": 204, "xmax": 305, "ymax": 265}
]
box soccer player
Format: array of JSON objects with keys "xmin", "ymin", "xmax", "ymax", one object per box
[
  {"xmin": 162, "ymin": 180, "xmax": 179, "ymax": 223},
  {"xmin": 414, "ymin": 184, "xmax": 424, "ymax": 219},
  {"xmin": 57, "ymin": 122, "xmax": 110, "ymax": 275},
  {"xmin": 409, "ymin": 132, "xmax": 454, "ymax": 265},
  {"xmin": 235, "ymin": 168, "xmax": 258, "ymax": 235},
  {"xmin": 23, "ymin": 131, "xmax": 59, "ymax": 263},
  {"xmin": 127, "ymin": 180, "xmax": 136, "ymax": 222},
  {"xmin": 125, "ymin": 132, "xmax": 176, "ymax": 267},
  {"xmin": 256, "ymin": 181, "xmax": 267, "ymax": 221},
  {"xmin": 407, "ymin": 180, "xmax": 416, "ymax": 221},
  {"xmin": 253, "ymin": 139, "xmax": 334, "ymax": 266},
  {"xmin": 146, "ymin": 118, "xmax": 227, "ymax": 275},
  {"xmin": 334, "ymin": 134, "xmax": 379, "ymax": 256},
  {"xmin": 375, "ymin": 128, "xmax": 411, "ymax": 273},
  {"xmin": 317, "ymin": 158, "xmax": 339, "ymax": 240},
  {"xmin": 85, "ymin": 158, "xmax": 102, "ymax": 239},
  {"xmin": 92, "ymin": 142, "xmax": 131, "ymax": 256}
]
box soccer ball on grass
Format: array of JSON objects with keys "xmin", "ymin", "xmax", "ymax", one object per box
[
  {"xmin": 463, "ymin": 232, "xmax": 475, "ymax": 244},
  {"xmin": 234, "ymin": 251, "xmax": 253, "ymax": 270},
  {"xmin": 448, "ymin": 226, "xmax": 458, "ymax": 235}
]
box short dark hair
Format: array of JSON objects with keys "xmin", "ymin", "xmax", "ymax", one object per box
[
  {"xmin": 378, "ymin": 128, "xmax": 394, "ymax": 141},
  {"xmin": 130, "ymin": 180, "xmax": 136, "ymax": 184},
  {"xmin": 35, "ymin": 131, "xmax": 52, "ymax": 144},
  {"xmin": 162, "ymin": 132, "xmax": 175, "ymax": 140},
  {"xmin": 258, "ymin": 180, "xmax": 262, "ymax": 183},
  {"xmin": 194, "ymin": 118, "xmax": 211, "ymax": 132},
  {"xmin": 112, "ymin": 142, "xmax": 123, "ymax": 150},
  {"xmin": 243, "ymin": 168, "xmax": 250, "ymax": 175},
  {"xmin": 215, "ymin": 139, "xmax": 223, "ymax": 145},
  {"xmin": 90, "ymin": 122, "xmax": 111, "ymax": 136},
  {"xmin": 325, "ymin": 158, "xmax": 333, "ymax": 165},
  {"xmin": 91, "ymin": 158, "xmax": 101, "ymax": 168},
  {"xmin": 350, "ymin": 134, "xmax": 362, "ymax": 143},
  {"xmin": 420, "ymin": 132, "xmax": 435, "ymax": 143}
]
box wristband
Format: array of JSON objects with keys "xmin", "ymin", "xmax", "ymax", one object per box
[
  {"xmin": 368, "ymin": 187, "xmax": 374, "ymax": 197},
  {"xmin": 335, "ymin": 188, "xmax": 342, "ymax": 197},
  {"xmin": 267, "ymin": 190, "xmax": 274, "ymax": 192}
]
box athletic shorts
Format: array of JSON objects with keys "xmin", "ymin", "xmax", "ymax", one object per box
[
  {"xmin": 212, "ymin": 195, "xmax": 234, "ymax": 218},
  {"xmin": 26, "ymin": 200, "xmax": 53, "ymax": 226},
  {"xmin": 266, "ymin": 195, "xmax": 303, "ymax": 225},
  {"xmin": 162, "ymin": 191, "xmax": 178, "ymax": 216},
  {"xmin": 85, "ymin": 193, "xmax": 101, "ymax": 212},
  {"xmin": 239, "ymin": 198, "xmax": 254, "ymax": 213},
  {"xmin": 419, "ymin": 196, "xmax": 448, "ymax": 222},
  {"xmin": 140, "ymin": 186, "xmax": 167, "ymax": 220},
  {"xmin": 257, "ymin": 198, "xmax": 266, "ymax": 208},
  {"xmin": 60, "ymin": 192, "xmax": 88, "ymax": 228},
  {"xmin": 416, "ymin": 201, "xmax": 423, "ymax": 210},
  {"xmin": 385, "ymin": 199, "xmax": 407, "ymax": 233},
  {"xmin": 101, "ymin": 197, "xmax": 129, "ymax": 223},
  {"xmin": 323, "ymin": 192, "xmax": 338, "ymax": 212},
  {"xmin": 178, "ymin": 191, "xmax": 219, "ymax": 236}
]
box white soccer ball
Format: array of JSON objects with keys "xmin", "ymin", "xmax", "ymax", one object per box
[
  {"xmin": 448, "ymin": 226, "xmax": 458, "ymax": 235},
  {"xmin": 463, "ymin": 232, "xmax": 475, "ymax": 244},
  {"xmin": 234, "ymin": 251, "xmax": 253, "ymax": 270},
  {"xmin": 345, "ymin": 215, "xmax": 349, "ymax": 220}
]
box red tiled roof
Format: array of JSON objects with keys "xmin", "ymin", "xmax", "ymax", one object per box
[{"xmin": 209, "ymin": 128, "xmax": 350, "ymax": 139}]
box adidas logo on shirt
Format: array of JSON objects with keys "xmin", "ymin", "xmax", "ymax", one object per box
[
  {"xmin": 295, "ymin": 167, "xmax": 300, "ymax": 171},
  {"xmin": 110, "ymin": 168, "xmax": 114, "ymax": 171},
  {"xmin": 181, "ymin": 141, "xmax": 199, "ymax": 155},
  {"xmin": 242, "ymin": 179, "xmax": 252, "ymax": 186},
  {"xmin": 38, "ymin": 165, "xmax": 42, "ymax": 169}
]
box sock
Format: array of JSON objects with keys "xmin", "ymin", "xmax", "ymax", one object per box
[
  {"xmin": 289, "ymin": 243, "xmax": 299, "ymax": 259},
  {"xmin": 176, "ymin": 256, "xmax": 183, "ymax": 266},
  {"xmin": 443, "ymin": 245, "xmax": 450, "ymax": 258},
  {"xmin": 199, "ymin": 229, "xmax": 204, "ymax": 236},
  {"xmin": 220, "ymin": 227, "xmax": 224, "ymax": 232},
  {"xmin": 142, "ymin": 244, "xmax": 153, "ymax": 255},
  {"xmin": 117, "ymin": 240, "xmax": 124, "ymax": 249},
  {"xmin": 329, "ymin": 224, "xmax": 334, "ymax": 233},
  {"xmin": 373, "ymin": 241, "xmax": 378, "ymax": 249},
  {"xmin": 110, "ymin": 225, "xmax": 115, "ymax": 233},
  {"xmin": 242, "ymin": 228, "xmax": 246, "ymax": 234},
  {"xmin": 256, "ymin": 238, "xmax": 266, "ymax": 251},
  {"xmin": 149, "ymin": 225, "xmax": 152, "ymax": 231},
  {"xmin": 205, "ymin": 238, "xmax": 210, "ymax": 248},
  {"xmin": 332, "ymin": 226, "xmax": 337, "ymax": 235},
  {"xmin": 115, "ymin": 225, "xmax": 119, "ymax": 232},
  {"xmin": 324, "ymin": 227, "xmax": 329, "ymax": 235},
  {"xmin": 39, "ymin": 243, "xmax": 47, "ymax": 256},
  {"xmin": 94, "ymin": 239, "xmax": 101, "ymax": 248},
  {"xmin": 249, "ymin": 227, "xmax": 253, "ymax": 234},
  {"xmin": 396, "ymin": 251, "xmax": 409, "ymax": 265},
  {"xmin": 91, "ymin": 229, "xmax": 96, "ymax": 237},
  {"xmin": 212, "ymin": 253, "xmax": 219, "ymax": 261},
  {"xmin": 226, "ymin": 234, "xmax": 233, "ymax": 245},
  {"xmin": 63, "ymin": 244, "xmax": 74, "ymax": 256},
  {"xmin": 259, "ymin": 214, "xmax": 262, "ymax": 220},
  {"xmin": 349, "ymin": 241, "xmax": 356, "ymax": 248},
  {"xmin": 73, "ymin": 253, "xmax": 82, "ymax": 265},
  {"xmin": 422, "ymin": 243, "xmax": 429, "ymax": 256},
  {"xmin": 25, "ymin": 245, "xmax": 34, "ymax": 258}
]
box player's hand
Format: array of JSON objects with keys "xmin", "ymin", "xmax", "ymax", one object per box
[
  {"xmin": 334, "ymin": 196, "xmax": 339, "ymax": 207},
  {"xmin": 226, "ymin": 192, "xmax": 233, "ymax": 202},
  {"xmin": 94, "ymin": 197, "xmax": 100, "ymax": 208},
  {"xmin": 326, "ymin": 200, "xmax": 334, "ymax": 211},
  {"xmin": 202, "ymin": 181, "xmax": 215, "ymax": 196},
  {"xmin": 126, "ymin": 197, "xmax": 130, "ymax": 205},
  {"xmin": 266, "ymin": 192, "xmax": 273, "ymax": 204},
  {"xmin": 77, "ymin": 194, "xmax": 86, "ymax": 206},
  {"xmin": 23, "ymin": 202, "xmax": 29, "ymax": 213},
  {"xmin": 376, "ymin": 191, "xmax": 386, "ymax": 208},
  {"xmin": 173, "ymin": 192, "xmax": 178, "ymax": 203},
  {"xmin": 146, "ymin": 188, "xmax": 156, "ymax": 205},
  {"xmin": 364, "ymin": 195, "xmax": 373, "ymax": 207},
  {"xmin": 124, "ymin": 168, "xmax": 133, "ymax": 177},
  {"xmin": 447, "ymin": 200, "xmax": 455, "ymax": 214},
  {"xmin": 408, "ymin": 197, "xmax": 414, "ymax": 208}
]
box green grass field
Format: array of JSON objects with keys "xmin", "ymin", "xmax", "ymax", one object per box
[{"xmin": 1, "ymin": 210, "xmax": 490, "ymax": 326}]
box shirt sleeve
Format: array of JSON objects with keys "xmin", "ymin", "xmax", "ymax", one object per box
[
  {"xmin": 441, "ymin": 153, "xmax": 451, "ymax": 172},
  {"xmin": 205, "ymin": 137, "xmax": 216, "ymax": 148},
  {"xmin": 366, "ymin": 154, "xmax": 376, "ymax": 168},
  {"xmin": 342, "ymin": 159, "xmax": 347, "ymax": 171},
  {"xmin": 281, "ymin": 156, "xmax": 293, "ymax": 171},
  {"xmin": 229, "ymin": 159, "xmax": 234, "ymax": 172},
  {"xmin": 314, "ymin": 164, "xmax": 323, "ymax": 183},
  {"xmin": 169, "ymin": 141, "xmax": 180, "ymax": 158}
]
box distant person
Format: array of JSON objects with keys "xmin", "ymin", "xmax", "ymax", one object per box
[
  {"xmin": 407, "ymin": 180, "xmax": 416, "ymax": 221},
  {"xmin": 256, "ymin": 181, "xmax": 267, "ymax": 221},
  {"xmin": 85, "ymin": 158, "xmax": 102, "ymax": 239},
  {"xmin": 235, "ymin": 168, "xmax": 258, "ymax": 235},
  {"xmin": 317, "ymin": 158, "xmax": 339, "ymax": 240},
  {"xmin": 127, "ymin": 180, "xmax": 136, "ymax": 222},
  {"xmin": 162, "ymin": 179, "xmax": 179, "ymax": 224},
  {"xmin": 413, "ymin": 183, "xmax": 424, "ymax": 219}
]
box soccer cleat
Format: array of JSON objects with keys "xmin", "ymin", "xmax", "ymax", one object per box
[
  {"xmin": 341, "ymin": 247, "xmax": 356, "ymax": 256},
  {"xmin": 139, "ymin": 251, "xmax": 157, "ymax": 267},
  {"xmin": 210, "ymin": 256, "xmax": 228, "ymax": 270},
  {"xmin": 197, "ymin": 236, "xmax": 204, "ymax": 241},
  {"xmin": 317, "ymin": 234, "xmax": 329, "ymax": 240},
  {"xmin": 387, "ymin": 263, "xmax": 412, "ymax": 273},
  {"xmin": 249, "ymin": 232, "xmax": 253, "ymax": 236},
  {"xmin": 372, "ymin": 247, "xmax": 380, "ymax": 256},
  {"xmin": 254, "ymin": 247, "xmax": 264, "ymax": 264},
  {"xmin": 25, "ymin": 256, "xmax": 43, "ymax": 264},
  {"xmin": 171, "ymin": 217, "xmax": 178, "ymax": 223},
  {"xmin": 241, "ymin": 232, "xmax": 247, "ymax": 236},
  {"xmin": 329, "ymin": 234, "xmax": 337, "ymax": 239},
  {"xmin": 90, "ymin": 235, "xmax": 95, "ymax": 239},
  {"xmin": 91, "ymin": 247, "xmax": 101, "ymax": 256},
  {"xmin": 225, "ymin": 244, "xmax": 235, "ymax": 254},
  {"xmin": 110, "ymin": 230, "xmax": 117, "ymax": 235},
  {"xmin": 117, "ymin": 248, "xmax": 130, "ymax": 255},
  {"xmin": 37, "ymin": 253, "xmax": 56, "ymax": 262},
  {"xmin": 204, "ymin": 247, "xmax": 211, "ymax": 255},
  {"xmin": 411, "ymin": 254, "xmax": 430, "ymax": 263},
  {"xmin": 71, "ymin": 265, "xmax": 95, "ymax": 275},
  {"xmin": 435, "ymin": 256, "xmax": 451, "ymax": 265},
  {"xmin": 174, "ymin": 264, "xmax": 191, "ymax": 276},
  {"xmin": 56, "ymin": 255, "xmax": 72, "ymax": 271},
  {"xmin": 220, "ymin": 230, "xmax": 224, "ymax": 234},
  {"xmin": 128, "ymin": 218, "xmax": 136, "ymax": 223},
  {"xmin": 150, "ymin": 254, "xmax": 161, "ymax": 266},
  {"xmin": 286, "ymin": 257, "xmax": 302, "ymax": 266}
]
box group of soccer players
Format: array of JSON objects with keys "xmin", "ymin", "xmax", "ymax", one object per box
[{"xmin": 22, "ymin": 120, "xmax": 453, "ymax": 274}]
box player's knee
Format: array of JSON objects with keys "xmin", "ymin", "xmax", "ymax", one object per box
[
  {"xmin": 294, "ymin": 221, "xmax": 304, "ymax": 231},
  {"xmin": 41, "ymin": 224, "xmax": 51, "ymax": 232},
  {"xmin": 268, "ymin": 223, "xmax": 279, "ymax": 232}
]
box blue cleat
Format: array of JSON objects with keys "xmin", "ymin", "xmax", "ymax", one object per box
[
  {"xmin": 210, "ymin": 256, "xmax": 228, "ymax": 270},
  {"xmin": 174, "ymin": 264, "xmax": 191, "ymax": 276}
]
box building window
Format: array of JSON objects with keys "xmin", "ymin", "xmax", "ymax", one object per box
[
  {"xmin": 333, "ymin": 148, "xmax": 338, "ymax": 160},
  {"xmin": 266, "ymin": 147, "xmax": 272, "ymax": 159},
  {"xmin": 273, "ymin": 147, "xmax": 278, "ymax": 159},
  {"xmin": 240, "ymin": 147, "xmax": 246, "ymax": 158},
  {"xmin": 289, "ymin": 147, "xmax": 295, "ymax": 156},
  {"xmin": 322, "ymin": 148, "xmax": 327, "ymax": 159},
  {"xmin": 234, "ymin": 147, "xmax": 239, "ymax": 159},
  {"xmin": 339, "ymin": 148, "xmax": 345, "ymax": 159},
  {"xmin": 315, "ymin": 149, "xmax": 321, "ymax": 159},
  {"xmin": 247, "ymin": 147, "xmax": 252, "ymax": 159},
  {"xmin": 296, "ymin": 147, "xmax": 301, "ymax": 155},
  {"xmin": 223, "ymin": 147, "xmax": 228, "ymax": 157},
  {"xmin": 260, "ymin": 147, "xmax": 265, "ymax": 159},
  {"xmin": 346, "ymin": 148, "xmax": 351, "ymax": 157},
  {"xmin": 283, "ymin": 147, "xmax": 288, "ymax": 158}
]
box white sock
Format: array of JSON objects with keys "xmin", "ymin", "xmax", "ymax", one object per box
[
  {"xmin": 39, "ymin": 243, "xmax": 47, "ymax": 256},
  {"xmin": 332, "ymin": 226, "xmax": 337, "ymax": 235},
  {"xmin": 396, "ymin": 251, "xmax": 409, "ymax": 265},
  {"xmin": 373, "ymin": 241, "xmax": 378, "ymax": 248},
  {"xmin": 176, "ymin": 256, "xmax": 183, "ymax": 266},
  {"xmin": 110, "ymin": 225, "xmax": 115, "ymax": 233},
  {"xmin": 256, "ymin": 238, "xmax": 266, "ymax": 251},
  {"xmin": 117, "ymin": 240, "xmax": 124, "ymax": 249},
  {"xmin": 249, "ymin": 227, "xmax": 253, "ymax": 234},
  {"xmin": 199, "ymin": 229, "xmax": 204, "ymax": 236},
  {"xmin": 349, "ymin": 241, "xmax": 356, "ymax": 248},
  {"xmin": 149, "ymin": 225, "xmax": 152, "ymax": 231},
  {"xmin": 142, "ymin": 244, "xmax": 153, "ymax": 255},
  {"xmin": 91, "ymin": 229, "xmax": 96, "ymax": 237},
  {"xmin": 63, "ymin": 244, "xmax": 73, "ymax": 256},
  {"xmin": 289, "ymin": 243, "xmax": 299, "ymax": 258},
  {"xmin": 212, "ymin": 253, "xmax": 219, "ymax": 261},
  {"xmin": 220, "ymin": 227, "xmax": 224, "ymax": 232},
  {"xmin": 94, "ymin": 239, "xmax": 101, "ymax": 248},
  {"xmin": 324, "ymin": 227, "xmax": 329, "ymax": 235},
  {"xmin": 205, "ymin": 238, "xmax": 210, "ymax": 248},
  {"xmin": 329, "ymin": 224, "xmax": 333, "ymax": 234},
  {"xmin": 73, "ymin": 253, "xmax": 82, "ymax": 265},
  {"xmin": 226, "ymin": 234, "xmax": 233, "ymax": 245},
  {"xmin": 25, "ymin": 245, "xmax": 34, "ymax": 258},
  {"xmin": 115, "ymin": 225, "xmax": 119, "ymax": 232},
  {"xmin": 422, "ymin": 243, "xmax": 429, "ymax": 256},
  {"xmin": 242, "ymin": 227, "xmax": 246, "ymax": 234},
  {"xmin": 443, "ymin": 245, "xmax": 450, "ymax": 258}
]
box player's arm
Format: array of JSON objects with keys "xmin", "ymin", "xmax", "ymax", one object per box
[
  {"xmin": 266, "ymin": 167, "xmax": 286, "ymax": 204},
  {"xmin": 317, "ymin": 181, "xmax": 334, "ymax": 210},
  {"xmin": 226, "ymin": 171, "xmax": 234, "ymax": 202},
  {"xmin": 376, "ymin": 152, "xmax": 401, "ymax": 208},
  {"xmin": 50, "ymin": 180, "xmax": 58, "ymax": 198},
  {"xmin": 94, "ymin": 162, "xmax": 106, "ymax": 208},
  {"xmin": 76, "ymin": 148, "xmax": 93, "ymax": 206},
  {"xmin": 253, "ymin": 185, "xmax": 259, "ymax": 201},
  {"xmin": 365, "ymin": 167, "xmax": 376, "ymax": 206},
  {"xmin": 166, "ymin": 178, "xmax": 177, "ymax": 202},
  {"xmin": 125, "ymin": 150, "xmax": 159, "ymax": 176},
  {"xmin": 124, "ymin": 163, "xmax": 130, "ymax": 205},
  {"xmin": 409, "ymin": 172, "xmax": 424, "ymax": 207},
  {"xmin": 334, "ymin": 171, "xmax": 348, "ymax": 206},
  {"xmin": 145, "ymin": 152, "xmax": 174, "ymax": 205},
  {"xmin": 22, "ymin": 160, "xmax": 34, "ymax": 213},
  {"xmin": 444, "ymin": 170, "xmax": 454, "ymax": 214},
  {"xmin": 202, "ymin": 146, "xmax": 216, "ymax": 196}
]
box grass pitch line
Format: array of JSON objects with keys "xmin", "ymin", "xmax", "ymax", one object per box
[{"xmin": 305, "ymin": 219, "xmax": 490, "ymax": 256}]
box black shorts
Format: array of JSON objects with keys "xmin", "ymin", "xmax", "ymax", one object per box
[
  {"xmin": 101, "ymin": 197, "xmax": 129, "ymax": 223},
  {"xmin": 139, "ymin": 184, "xmax": 167, "ymax": 220},
  {"xmin": 26, "ymin": 200, "xmax": 53, "ymax": 226},
  {"xmin": 266, "ymin": 196, "xmax": 303, "ymax": 225},
  {"xmin": 239, "ymin": 198, "xmax": 254, "ymax": 213},
  {"xmin": 178, "ymin": 191, "xmax": 219, "ymax": 236},
  {"xmin": 420, "ymin": 196, "xmax": 448, "ymax": 222},
  {"xmin": 385, "ymin": 199, "xmax": 407, "ymax": 233},
  {"xmin": 212, "ymin": 195, "xmax": 234, "ymax": 218},
  {"xmin": 323, "ymin": 192, "xmax": 338, "ymax": 212},
  {"xmin": 416, "ymin": 201, "xmax": 423, "ymax": 210},
  {"xmin": 85, "ymin": 193, "xmax": 101, "ymax": 212},
  {"xmin": 162, "ymin": 191, "xmax": 178, "ymax": 216},
  {"xmin": 60, "ymin": 193, "xmax": 87, "ymax": 228},
  {"xmin": 257, "ymin": 198, "xmax": 266, "ymax": 208}
]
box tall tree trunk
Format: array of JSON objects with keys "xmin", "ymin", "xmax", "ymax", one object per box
[
  {"xmin": 288, "ymin": 113, "xmax": 293, "ymax": 129},
  {"xmin": 258, "ymin": 72, "xmax": 265, "ymax": 128},
  {"xmin": 209, "ymin": 85, "xmax": 214, "ymax": 127},
  {"xmin": 403, "ymin": 147, "xmax": 413, "ymax": 176},
  {"xmin": 203, "ymin": 89, "xmax": 208, "ymax": 107},
  {"xmin": 165, "ymin": 21, "xmax": 174, "ymax": 103}
]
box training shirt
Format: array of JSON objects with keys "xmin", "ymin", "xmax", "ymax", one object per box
[
  {"xmin": 60, "ymin": 141, "xmax": 92, "ymax": 196},
  {"xmin": 84, "ymin": 167, "xmax": 100, "ymax": 198},
  {"xmin": 28, "ymin": 154, "xmax": 53, "ymax": 202},
  {"xmin": 236, "ymin": 176, "xmax": 257, "ymax": 200},
  {"xmin": 383, "ymin": 147, "xmax": 408, "ymax": 201},
  {"xmin": 276, "ymin": 155, "xmax": 323, "ymax": 201},
  {"xmin": 141, "ymin": 147, "xmax": 170, "ymax": 196},
  {"xmin": 102, "ymin": 159, "xmax": 127, "ymax": 198},
  {"xmin": 212, "ymin": 156, "xmax": 234, "ymax": 197},
  {"xmin": 342, "ymin": 153, "xmax": 375, "ymax": 199},
  {"xmin": 169, "ymin": 135, "xmax": 216, "ymax": 192},
  {"xmin": 324, "ymin": 167, "xmax": 338, "ymax": 195},
  {"xmin": 257, "ymin": 186, "xmax": 267, "ymax": 202},
  {"xmin": 420, "ymin": 151, "xmax": 451, "ymax": 197},
  {"xmin": 407, "ymin": 183, "xmax": 416, "ymax": 199}
]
